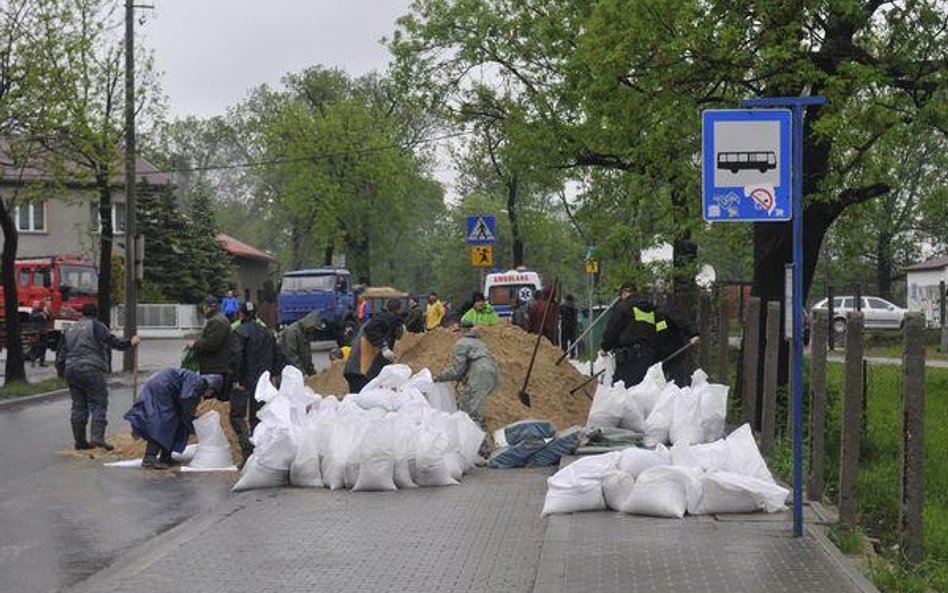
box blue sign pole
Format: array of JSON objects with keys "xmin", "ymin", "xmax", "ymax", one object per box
[{"xmin": 742, "ymin": 95, "xmax": 826, "ymax": 538}]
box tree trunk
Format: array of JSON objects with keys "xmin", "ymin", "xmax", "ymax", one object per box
[
  {"xmin": 323, "ymin": 245, "xmax": 334, "ymax": 267},
  {"xmin": 507, "ymin": 174, "xmax": 524, "ymax": 267},
  {"xmin": 0, "ymin": 202, "xmax": 26, "ymax": 383},
  {"xmin": 670, "ymin": 187, "xmax": 698, "ymax": 316},
  {"xmin": 876, "ymin": 232, "xmax": 893, "ymax": 300},
  {"xmin": 96, "ymin": 171, "xmax": 114, "ymax": 326}
]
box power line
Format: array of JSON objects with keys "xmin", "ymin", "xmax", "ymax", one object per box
[{"xmin": 152, "ymin": 130, "xmax": 471, "ymax": 174}]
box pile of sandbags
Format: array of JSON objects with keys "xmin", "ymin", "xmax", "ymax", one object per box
[
  {"xmin": 586, "ymin": 366, "xmax": 728, "ymax": 447},
  {"xmin": 233, "ymin": 364, "xmax": 485, "ymax": 492},
  {"xmin": 541, "ymin": 423, "xmax": 788, "ymax": 517}
]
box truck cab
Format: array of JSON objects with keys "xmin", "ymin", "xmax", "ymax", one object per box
[
  {"xmin": 277, "ymin": 268, "xmax": 357, "ymax": 344},
  {"xmin": 0, "ymin": 255, "xmax": 98, "ymax": 347},
  {"xmin": 484, "ymin": 269, "xmax": 543, "ymax": 318}
]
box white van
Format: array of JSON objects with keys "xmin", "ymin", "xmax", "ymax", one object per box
[{"xmin": 484, "ymin": 269, "xmax": 543, "ymax": 318}]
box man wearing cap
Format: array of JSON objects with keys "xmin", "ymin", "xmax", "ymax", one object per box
[
  {"xmin": 344, "ymin": 298, "xmax": 405, "ymax": 393},
  {"xmin": 188, "ymin": 295, "xmax": 233, "ymax": 400},
  {"xmin": 229, "ymin": 301, "xmax": 281, "ymax": 462},
  {"xmin": 433, "ymin": 320, "xmax": 499, "ymax": 432},
  {"xmin": 124, "ymin": 368, "xmax": 222, "ymax": 469},
  {"xmin": 56, "ymin": 303, "xmax": 140, "ymax": 450}
]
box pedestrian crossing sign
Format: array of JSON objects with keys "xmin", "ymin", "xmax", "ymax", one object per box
[
  {"xmin": 470, "ymin": 245, "xmax": 494, "ymax": 267},
  {"xmin": 466, "ymin": 215, "xmax": 497, "ymax": 244}
]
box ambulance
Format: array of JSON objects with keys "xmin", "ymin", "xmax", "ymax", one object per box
[{"xmin": 483, "ymin": 268, "xmax": 543, "ymax": 318}]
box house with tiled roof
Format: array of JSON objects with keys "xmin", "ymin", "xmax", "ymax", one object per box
[
  {"xmin": 217, "ymin": 232, "xmax": 279, "ymax": 309},
  {"xmin": 905, "ymin": 255, "xmax": 948, "ymax": 327}
]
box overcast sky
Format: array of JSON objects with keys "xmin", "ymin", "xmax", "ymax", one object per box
[{"xmin": 143, "ymin": 1, "xmax": 411, "ymax": 118}]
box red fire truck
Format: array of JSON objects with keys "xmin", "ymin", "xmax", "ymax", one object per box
[{"xmin": 0, "ymin": 255, "xmax": 99, "ymax": 348}]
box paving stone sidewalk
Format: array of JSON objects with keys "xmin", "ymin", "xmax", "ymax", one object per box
[{"xmin": 67, "ymin": 467, "xmax": 877, "ymax": 593}]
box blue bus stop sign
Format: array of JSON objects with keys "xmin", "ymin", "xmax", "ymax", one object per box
[{"xmin": 702, "ymin": 109, "xmax": 792, "ymax": 222}]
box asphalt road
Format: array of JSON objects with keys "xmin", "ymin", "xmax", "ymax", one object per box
[{"xmin": 0, "ymin": 341, "xmax": 332, "ymax": 593}]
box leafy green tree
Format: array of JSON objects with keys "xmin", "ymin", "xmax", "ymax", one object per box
[{"xmin": 187, "ymin": 185, "xmax": 231, "ymax": 299}]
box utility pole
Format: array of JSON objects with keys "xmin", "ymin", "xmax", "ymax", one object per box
[
  {"xmin": 123, "ymin": 1, "xmax": 152, "ymax": 371},
  {"xmin": 122, "ymin": 0, "xmax": 136, "ymax": 372}
]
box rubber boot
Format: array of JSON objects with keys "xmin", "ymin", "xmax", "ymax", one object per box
[
  {"xmin": 89, "ymin": 422, "xmax": 114, "ymax": 451},
  {"xmin": 72, "ymin": 421, "xmax": 93, "ymax": 450}
]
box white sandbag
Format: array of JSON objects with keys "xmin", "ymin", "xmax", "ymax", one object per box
[
  {"xmin": 587, "ymin": 382, "xmax": 627, "ymax": 428},
  {"xmin": 393, "ymin": 459, "xmax": 417, "ymax": 489},
  {"xmin": 391, "ymin": 415, "xmax": 419, "ymax": 488},
  {"xmin": 232, "ymin": 454, "xmax": 289, "ymax": 491},
  {"xmin": 412, "ymin": 429, "xmax": 458, "ymax": 487},
  {"xmin": 624, "ymin": 465, "xmax": 702, "ymax": 518},
  {"xmin": 170, "ymin": 443, "xmax": 198, "ymax": 463},
  {"xmin": 348, "ymin": 388, "xmax": 396, "ymax": 411},
  {"xmin": 445, "ymin": 452, "xmax": 465, "ymax": 481},
  {"xmin": 669, "ymin": 388, "xmax": 703, "ymax": 445},
  {"xmin": 189, "ymin": 444, "xmax": 233, "ymax": 469},
  {"xmin": 254, "ymin": 371, "xmax": 279, "ymax": 403},
  {"xmin": 619, "ymin": 397, "xmax": 646, "ymax": 432},
  {"xmin": 602, "ymin": 469, "xmax": 636, "ymax": 512},
  {"xmin": 450, "ymin": 412, "xmax": 486, "ymax": 469},
  {"xmin": 289, "ymin": 425, "xmax": 322, "ymax": 488},
  {"xmin": 699, "ymin": 384, "xmax": 728, "ymax": 443},
  {"xmin": 689, "ymin": 440, "xmax": 730, "ymax": 472},
  {"xmin": 353, "ymin": 419, "xmax": 397, "ymax": 491},
  {"xmin": 322, "ymin": 414, "xmax": 365, "ymax": 490},
  {"xmin": 425, "ymin": 382, "xmax": 458, "ymax": 413},
  {"xmin": 628, "ymin": 363, "xmax": 667, "ymax": 418},
  {"xmin": 363, "ymin": 364, "xmax": 413, "ymax": 391},
  {"xmin": 692, "ymin": 471, "xmax": 789, "ymax": 515},
  {"xmin": 541, "ymin": 453, "xmax": 618, "ymax": 515},
  {"xmin": 617, "ymin": 444, "xmax": 671, "ymax": 477},
  {"xmin": 256, "ymin": 394, "xmax": 293, "ymax": 430},
  {"xmin": 253, "ymin": 427, "xmax": 297, "ymax": 471},
  {"xmin": 406, "ymin": 368, "xmax": 434, "ymax": 391},
  {"xmin": 192, "ymin": 411, "xmax": 229, "ymax": 448},
  {"xmin": 593, "ymin": 352, "xmax": 615, "ymax": 387},
  {"xmin": 541, "ymin": 479, "xmax": 605, "ymax": 516},
  {"xmin": 393, "ymin": 386, "xmax": 429, "ymax": 413},
  {"xmin": 278, "ymin": 365, "xmax": 317, "ymax": 409},
  {"xmin": 644, "ymin": 383, "xmax": 681, "ymax": 447},
  {"xmin": 724, "ymin": 424, "xmax": 775, "ymax": 483}
]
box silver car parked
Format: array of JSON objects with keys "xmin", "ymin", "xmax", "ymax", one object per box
[{"xmin": 811, "ymin": 296, "xmax": 906, "ymax": 335}]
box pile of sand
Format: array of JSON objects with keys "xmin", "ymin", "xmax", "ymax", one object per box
[
  {"xmin": 57, "ymin": 399, "xmax": 242, "ymax": 464},
  {"xmin": 306, "ymin": 324, "xmax": 592, "ymax": 435}
]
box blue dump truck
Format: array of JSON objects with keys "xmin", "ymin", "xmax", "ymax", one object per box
[{"xmin": 277, "ymin": 268, "xmax": 359, "ymax": 345}]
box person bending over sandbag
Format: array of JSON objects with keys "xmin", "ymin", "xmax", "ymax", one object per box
[
  {"xmin": 433, "ymin": 320, "xmax": 499, "ymax": 432},
  {"xmin": 344, "ymin": 298, "xmax": 405, "ymax": 393},
  {"xmin": 277, "ymin": 310, "xmax": 323, "ymax": 376},
  {"xmin": 124, "ymin": 369, "xmax": 223, "ymax": 470}
]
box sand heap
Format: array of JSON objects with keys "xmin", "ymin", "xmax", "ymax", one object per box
[
  {"xmin": 57, "ymin": 399, "xmax": 242, "ymax": 464},
  {"xmin": 306, "ymin": 324, "xmax": 592, "ymax": 435}
]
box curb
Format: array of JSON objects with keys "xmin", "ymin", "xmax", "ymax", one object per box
[
  {"xmin": 0, "ymin": 373, "xmax": 150, "ymax": 409},
  {"xmin": 807, "ymin": 523, "xmax": 881, "ymax": 593}
]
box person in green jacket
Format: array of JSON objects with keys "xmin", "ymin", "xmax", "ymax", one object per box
[
  {"xmin": 277, "ymin": 310, "xmax": 323, "ymax": 376},
  {"xmin": 187, "ymin": 295, "xmax": 233, "ymax": 400},
  {"xmin": 460, "ymin": 293, "xmax": 499, "ymax": 326},
  {"xmin": 433, "ymin": 320, "xmax": 499, "ymax": 432}
]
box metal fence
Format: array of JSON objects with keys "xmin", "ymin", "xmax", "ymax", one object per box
[{"xmin": 112, "ymin": 304, "xmax": 204, "ymax": 337}]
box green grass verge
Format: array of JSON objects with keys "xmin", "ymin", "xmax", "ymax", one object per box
[
  {"xmin": 766, "ymin": 363, "xmax": 948, "ymax": 593},
  {"xmin": 0, "ymin": 377, "xmax": 67, "ymax": 401}
]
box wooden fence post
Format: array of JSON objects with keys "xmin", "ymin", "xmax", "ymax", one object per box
[
  {"xmin": 741, "ymin": 297, "xmax": 762, "ymax": 428},
  {"xmin": 807, "ymin": 309, "xmax": 828, "ymax": 502},
  {"xmin": 900, "ymin": 312, "xmax": 925, "ymax": 564},
  {"xmin": 699, "ymin": 292, "xmax": 712, "ymax": 371},
  {"xmin": 839, "ymin": 311, "xmax": 864, "ymax": 526},
  {"xmin": 716, "ymin": 297, "xmax": 730, "ymax": 384},
  {"xmin": 760, "ymin": 301, "xmax": 781, "ymax": 454}
]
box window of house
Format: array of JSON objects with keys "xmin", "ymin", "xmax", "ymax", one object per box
[
  {"xmin": 15, "ymin": 202, "xmax": 45, "ymax": 232},
  {"xmin": 90, "ymin": 202, "xmax": 127, "ymax": 235}
]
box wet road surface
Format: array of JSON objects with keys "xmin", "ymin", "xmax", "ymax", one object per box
[{"xmin": 0, "ymin": 386, "xmax": 235, "ymax": 593}]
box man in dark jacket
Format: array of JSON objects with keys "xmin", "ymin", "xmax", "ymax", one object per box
[
  {"xmin": 344, "ymin": 299, "xmax": 405, "ymax": 393},
  {"xmin": 56, "ymin": 303, "xmax": 140, "ymax": 450},
  {"xmin": 600, "ymin": 283, "xmax": 698, "ymax": 387},
  {"xmin": 277, "ymin": 310, "xmax": 323, "ymax": 376},
  {"xmin": 405, "ymin": 297, "xmax": 425, "ymax": 333},
  {"xmin": 229, "ymin": 301, "xmax": 280, "ymax": 461},
  {"xmin": 559, "ymin": 294, "xmax": 579, "ymax": 351},
  {"xmin": 188, "ymin": 296, "xmax": 233, "ymax": 400},
  {"xmin": 124, "ymin": 368, "xmax": 222, "ymax": 469}
]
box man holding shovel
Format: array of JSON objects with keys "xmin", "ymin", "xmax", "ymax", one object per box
[{"xmin": 600, "ymin": 283, "xmax": 698, "ymax": 388}]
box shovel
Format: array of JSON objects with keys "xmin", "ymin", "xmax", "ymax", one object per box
[
  {"xmin": 518, "ymin": 277, "xmax": 559, "ymax": 407},
  {"xmin": 567, "ymin": 337, "xmax": 699, "ymax": 398}
]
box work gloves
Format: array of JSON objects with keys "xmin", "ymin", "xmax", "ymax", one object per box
[{"xmin": 381, "ymin": 347, "xmax": 396, "ymax": 362}]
